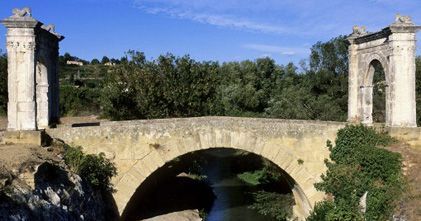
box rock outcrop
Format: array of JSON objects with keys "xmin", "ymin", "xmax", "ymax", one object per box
[{"xmin": 0, "ymin": 144, "xmax": 115, "ymax": 221}]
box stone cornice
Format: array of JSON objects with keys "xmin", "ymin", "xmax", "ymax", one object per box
[
  {"xmin": 352, "ymin": 28, "xmax": 391, "ymax": 44},
  {"xmin": 351, "ymin": 25, "xmax": 421, "ymax": 45},
  {"xmin": 389, "ymin": 25, "xmax": 421, "ymax": 33},
  {"xmin": 1, "ymin": 17, "xmax": 40, "ymax": 29},
  {"xmin": 349, "ymin": 14, "xmax": 421, "ymax": 45},
  {"xmin": 40, "ymin": 24, "xmax": 65, "ymax": 41},
  {"xmin": 2, "ymin": 8, "xmax": 64, "ymax": 41}
]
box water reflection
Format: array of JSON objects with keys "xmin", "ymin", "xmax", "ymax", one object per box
[{"xmin": 204, "ymin": 149, "xmax": 276, "ymax": 221}]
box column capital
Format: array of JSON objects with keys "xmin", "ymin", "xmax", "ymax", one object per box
[
  {"xmin": 389, "ymin": 14, "xmax": 421, "ymax": 33},
  {"xmin": 1, "ymin": 7, "xmax": 40, "ymax": 29}
]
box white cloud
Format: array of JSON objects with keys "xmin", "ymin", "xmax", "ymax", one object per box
[
  {"xmin": 132, "ymin": 0, "xmax": 421, "ymax": 38},
  {"xmin": 134, "ymin": 4, "xmax": 290, "ymax": 34},
  {"xmin": 243, "ymin": 44, "xmax": 309, "ymax": 56}
]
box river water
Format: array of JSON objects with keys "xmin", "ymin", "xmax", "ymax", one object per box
[{"xmin": 203, "ymin": 150, "xmax": 276, "ymax": 221}]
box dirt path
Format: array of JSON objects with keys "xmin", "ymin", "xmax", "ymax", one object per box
[{"xmin": 387, "ymin": 143, "xmax": 421, "ymax": 220}]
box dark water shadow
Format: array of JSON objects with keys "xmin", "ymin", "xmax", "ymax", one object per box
[
  {"xmin": 121, "ymin": 175, "xmax": 215, "ymax": 220},
  {"xmin": 121, "ymin": 148, "xmax": 296, "ymax": 221}
]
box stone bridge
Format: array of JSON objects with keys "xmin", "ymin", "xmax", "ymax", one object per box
[
  {"xmin": 3, "ymin": 9, "xmax": 421, "ymax": 220},
  {"xmin": 47, "ymin": 117, "xmax": 348, "ymax": 219}
]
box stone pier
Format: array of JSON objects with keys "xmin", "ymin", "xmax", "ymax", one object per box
[{"xmin": 2, "ymin": 8, "xmax": 63, "ymax": 131}]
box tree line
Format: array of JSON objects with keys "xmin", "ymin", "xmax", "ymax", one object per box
[
  {"xmin": 1, "ymin": 36, "xmax": 421, "ymax": 125},
  {"xmin": 100, "ymin": 36, "xmax": 349, "ymax": 121}
]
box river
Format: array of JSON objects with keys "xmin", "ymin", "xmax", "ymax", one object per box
[{"xmin": 203, "ymin": 150, "xmax": 276, "ymax": 221}]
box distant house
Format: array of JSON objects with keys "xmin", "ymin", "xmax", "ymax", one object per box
[
  {"xmin": 66, "ymin": 60, "xmax": 84, "ymax": 66},
  {"xmin": 104, "ymin": 62, "xmax": 116, "ymax": 66}
]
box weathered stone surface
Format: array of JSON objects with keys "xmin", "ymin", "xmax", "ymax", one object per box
[
  {"xmin": 47, "ymin": 116, "xmax": 346, "ymax": 220},
  {"xmin": 1, "ymin": 8, "xmax": 63, "ymax": 131},
  {"xmin": 348, "ymin": 14, "xmax": 420, "ymax": 127},
  {"xmin": 0, "ymin": 144, "xmax": 112, "ymax": 221},
  {"xmin": 2, "ymin": 131, "xmax": 43, "ymax": 146}
]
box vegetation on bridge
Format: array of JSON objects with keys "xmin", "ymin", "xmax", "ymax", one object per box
[{"xmin": 307, "ymin": 125, "xmax": 403, "ymax": 221}]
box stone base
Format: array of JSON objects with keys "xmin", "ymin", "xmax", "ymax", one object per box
[{"xmin": 2, "ymin": 130, "xmax": 47, "ymax": 146}]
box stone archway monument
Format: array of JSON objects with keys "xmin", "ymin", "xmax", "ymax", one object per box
[
  {"xmin": 2, "ymin": 8, "xmax": 64, "ymax": 131},
  {"xmin": 347, "ymin": 15, "xmax": 420, "ymax": 127}
]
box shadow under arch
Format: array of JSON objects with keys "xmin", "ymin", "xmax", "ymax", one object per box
[{"xmin": 120, "ymin": 147, "xmax": 312, "ymax": 221}]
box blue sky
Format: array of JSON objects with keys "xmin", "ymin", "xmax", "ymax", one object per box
[{"xmin": 1, "ymin": 0, "xmax": 420, "ymax": 65}]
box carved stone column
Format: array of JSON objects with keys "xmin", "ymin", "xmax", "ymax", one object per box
[
  {"xmin": 36, "ymin": 24, "xmax": 63, "ymax": 129},
  {"xmin": 387, "ymin": 16, "xmax": 419, "ymax": 127},
  {"xmin": 2, "ymin": 9, "xmax": 39, "ymax": 130},
  {"xmin": 347, "ymin": 26, "xmax": 366, "ymax": 123},
  {"xmin": 2, "ymin": 8, "xmax": 64, "ymax": 131}
]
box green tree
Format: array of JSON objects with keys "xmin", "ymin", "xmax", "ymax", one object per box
[
  {"xmin": 101, "ymin": 51, "xmax": 220, "ymax": 120},
  {"xmin": 101, "ymin": 56, "xmax": 110, "ymax": 64},
  {"xmin": 91, "ymin": 58, "xmax": 100, "ymax": 65},
  {"xmin": 309, "ymin": 36, "xmax": 349, "ymax": 75},
  {"xmin": 217, "ymin": 58, "xmax": 281, "ymax": 116}
]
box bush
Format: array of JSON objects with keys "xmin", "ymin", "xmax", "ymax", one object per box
[
  {"xmin": 249, "ymin": 191, "xmax": 294, "ymax": 221},
  {"xmin": 60, "ymin": 85, "xmax": 101, "ymax": 116},
  {"xmin": 309, "ymin": 125, "xmax": 404, "ymax": 221},
  {"xmin": 63, "ymin": 145, "xmax": 117, "ymax": 192},
  {"xmin": 237, "ymin": 166, "xmax": 281, "ymax": 186},
  {"xmin": 307, "ymin": 200, "xmax": 364, "ymax": 221}
]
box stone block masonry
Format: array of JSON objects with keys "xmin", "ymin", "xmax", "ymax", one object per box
[
  {"xmin": 2, "ymin": 8, "xmax": 64, "ymax": 131},
  {"xmin": 347, "ymin": 15, "xmax": 420, "ymax": 127}
]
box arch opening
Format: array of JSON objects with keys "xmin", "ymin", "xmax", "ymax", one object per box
[
  {"xmin": 362, "ymin": 59, "xmax": 389, "ymax": 125},
  {"xmin": 120, "ymin": 148, "xmax": 309, "ymax": 221}
]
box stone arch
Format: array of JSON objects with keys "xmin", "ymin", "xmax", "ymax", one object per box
[
  {"xmin": 362, "ymin": 53, "xmax": 389, "ymax": 85},
  {"xmin": 120, "ymin": 147, "xmax": 312, "ymax": 220},
  {"xmin": 45, "ymin": 117, "xmax": 343, "ymax": 220},
  {"xmin": 347, "ymin": 16, "xmax": 419, "ymax": 127},
  {"xmin": 114, "ymin": 143, "xmax": 319, "ymax": 220},
  {"xmin": 359, "ymin": 54, "xmax": 390, "ymax": 125}
]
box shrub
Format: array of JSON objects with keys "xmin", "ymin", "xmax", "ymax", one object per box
[
  {"xmin": 237, "ymin": 164, "xmax": 282, "ymax": 186},
  {"xmin": 309, "ymin": 125, "xmax": 404, "ymax": 221},
  {"xmin": 249, "ymin": 191, "xmax": 294, "ymax": 221},
  {"xmin": 63, "ymin": 145, "xmax": 117, "ymax": 192},
  {"xmin": 60, "ymin": 85, "xmax": 101, "ymax": 116}
]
